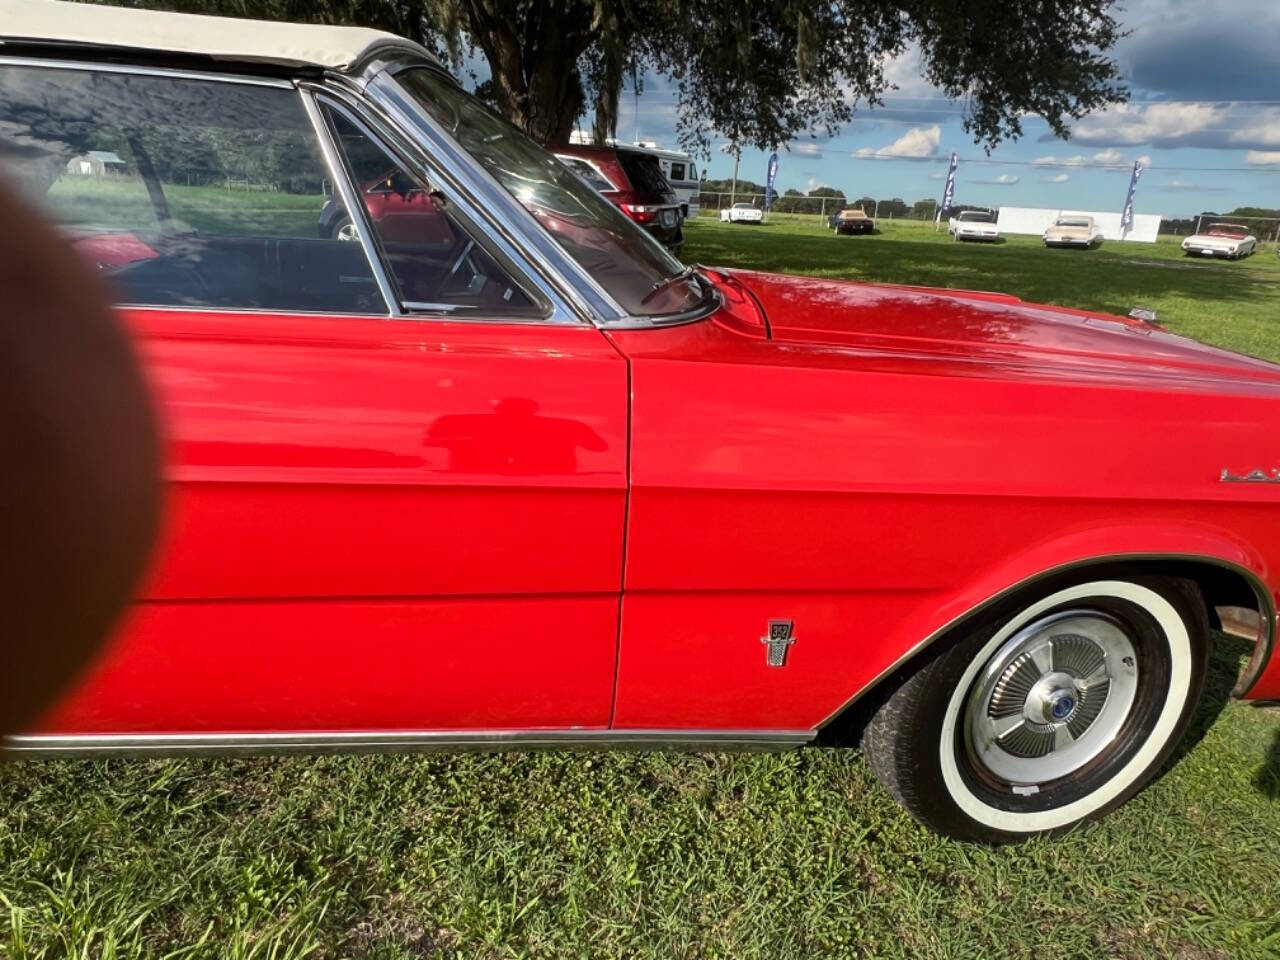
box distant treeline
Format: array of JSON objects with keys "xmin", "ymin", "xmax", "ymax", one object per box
[
  {"xmin": 700, "ymin": 179, "xmax": 952, "ymax": 218},
  {"xmin": 1159, "ymin": 208, "xmax": 1280, "ymax": 238}
]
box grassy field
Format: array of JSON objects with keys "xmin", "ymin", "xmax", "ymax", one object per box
[
  {"xmin": 2, "ymin": 213, "xmax": 1280, "ymax": 959},
  {"xmin": 686, "ymin": 214, "xmax": 1280, "ymax": 361},
  {"xmin": 46, "ymin": 177, "xmax": 326, "ymax": 237}
]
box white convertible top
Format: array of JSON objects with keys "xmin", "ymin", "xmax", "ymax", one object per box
[{"xmin": 0, "ymin": 0, "xmax": 429, "ymax": 71}]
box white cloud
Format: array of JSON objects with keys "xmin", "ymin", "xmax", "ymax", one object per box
[
  {"xmin": 1246, "ymin": 150, "xmax": 1280, "ymax": 165},
  {"xmin": 855, "ymin": 124, "xmax": 941, "ymax": 158},
  {"xmin": 1071, "ymin": 102, "xmax": 1223, "ymax": 145},
  {"xmin": 1066, "ymin": 102, "xmax": 1280, "ymax": 151},
  {"xmin": 972, "ymin": 173, "xmax": 1020, "ymax": 185},
  {"xmin": 1034, "ymin": 152, "xmax": 1131, "ymax": 169},
  {"xmin": 805, "ymin": 177, "xmax": 831, "ymax": 192},
  {"xmin": 790, "ymin": 142, "xmax": 822, "ymax": 157},
  {"xmin": 1043, "ymin": 173, "xmax": 1070, "ymax": 183},
  {"xmin": 1136, "ymin": 155, "xmax": 1153, "ymax": 168}
]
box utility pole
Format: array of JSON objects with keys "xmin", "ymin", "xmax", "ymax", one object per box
[{"xmin": 730, "ymin": 145, "xmax": 740, "ymax": 207}]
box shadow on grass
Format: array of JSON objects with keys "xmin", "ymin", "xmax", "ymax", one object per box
[
  {"xmin": 822, "ymin": 632, "xmax": 1255, "ymax": 783},
  {"xmin": 1159, "ymin": 632, "xmax": 1252, "ymax": 779},
  {"xmin": 1256, "ymin": 726, "xmax": 1280, "ymax": 799}
]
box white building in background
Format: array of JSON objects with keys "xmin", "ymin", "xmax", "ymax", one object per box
[
  {"xmin": 996, "ymin": 206, "xmax": 1163, "ymax": 243},
  {"xmin": 66, "ymin": 150, "xmax": 126, "ymax": 176},
  {"xmin": 569, "ymin": 131, "xmax": 701, "ymax": 217}
]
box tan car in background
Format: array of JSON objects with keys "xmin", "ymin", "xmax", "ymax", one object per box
[
  {"xmin": 832, "ymin": 207, "xmax": 875, "ymax": 235},
  {"xmin": 1043, "ymin": 215, "xmax": 1101, "ymax": 248}
]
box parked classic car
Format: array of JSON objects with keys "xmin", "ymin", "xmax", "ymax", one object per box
[
  {"xmin": 720, "ymin": 202, "xmax": 764, "ymax": 224},
  {"xmin": 1182, "ymin": 223, "xmax": 1258, "ymax": 259},
  {"xmin": 1043, "ymin": 215, "xmax": 1101, "ymax": 248},
  {"xmin": 949, "ymin": 209, "xmax": 1000, "ymax": 242},
  {"xmin": 833, "ymin": 207, "xmax": 875, "ymax": 235},
  {"xmin": 3, "ymin": 0, "xmax": 1279, "ymax": 845}
]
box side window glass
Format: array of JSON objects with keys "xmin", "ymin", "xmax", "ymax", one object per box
[
  {"xmin": 0, "ymin": 65, "xmax": 385, "ymax": 314},
  {"xmin": 557, "ymin": 156, "xmax": 614, "ymax": 193},
  {"xmin": 320, "ymin": 104, "xmax": 542, "ymax": 317}
]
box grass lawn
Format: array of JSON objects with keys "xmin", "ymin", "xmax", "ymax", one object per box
[
  {"xmin": 685, "ymin": 215, "xmax": 1280, "ymax": 362},
  {"xmin": 3, "ymin": 214, "xmax": 1280, "ymax": 959},
  {"xmin": 46, "ymin": 178, "xmax": 326, "ymax": 237}
]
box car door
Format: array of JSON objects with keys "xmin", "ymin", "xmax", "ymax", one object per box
[{"xmin": 2, "ymin": 62, "xmax": 627, "ymax": 739}]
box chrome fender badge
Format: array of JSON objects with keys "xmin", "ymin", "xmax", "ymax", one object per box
[
  {"xmin": 1221, "ymin": 468, "xmax": 1280, "ymax": 483},
  {"xmin": 762, "ymin": 619, "xmax": 795, "ymax": 667}
]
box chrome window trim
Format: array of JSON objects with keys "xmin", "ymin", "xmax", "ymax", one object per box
[
  {"xmin": 0, "ymin": 53, "xmax": 294, "ymax": 87},
  {"xmin": 361, "ymin": 66, "xmax": 628, "ymax": 327},
  {"xmin": 300, "ymin": 88, "xmax": 400, "ymax": 317},
  {"xmin": 118, "ymin": 304, "xmax": 390, "ymax": 320},
  {"xmin": 305, "ymin": 82, "xmax": 579, "ymax": 327},
  {"xmin": 361, "ymin": 64, "xmax": 722, "ymax": 331},
  {"xmin": 3, "ymin": 728, "xmax": 814, "ymax": 757},
  {"xmin": 816, "ymin": 552, "xmax": 1278, "ymax": 729},
  {"xmin": 1, "ymin": 59, "xmax": 394, "ymax": 317}
]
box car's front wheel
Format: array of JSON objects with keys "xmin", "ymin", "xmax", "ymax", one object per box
[{"xmin": 863, "ymin": 574, "xmax": 1208, "ymax": 843}]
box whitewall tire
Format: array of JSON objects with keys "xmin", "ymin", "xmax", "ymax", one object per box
[{"xmin": 862, "ymin": 573, "xmax": 1208, "ymax": 843}]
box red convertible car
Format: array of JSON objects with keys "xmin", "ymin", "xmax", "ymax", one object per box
[{"xmin": 3, "ymin": 1, "xmax": 1279, "ymax": 844}]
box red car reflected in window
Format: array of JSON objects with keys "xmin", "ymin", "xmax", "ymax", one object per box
[{"xmin": 320, "ymin": 170, "xmax": 454, "ymax": 247}]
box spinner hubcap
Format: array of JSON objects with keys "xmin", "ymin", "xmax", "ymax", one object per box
[{"xmin": 965, "ymin": 609, "xmax": 1141, "ymax": 786}]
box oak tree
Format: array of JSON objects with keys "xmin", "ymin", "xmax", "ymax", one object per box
[{"xmin": 117, "ymin": 0, "xmax": 1128, "ymax": 154}]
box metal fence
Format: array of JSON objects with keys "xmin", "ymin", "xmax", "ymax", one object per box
[{"xmin": 696, "ymin": 191, "xmax": 940, "ymax": 223}]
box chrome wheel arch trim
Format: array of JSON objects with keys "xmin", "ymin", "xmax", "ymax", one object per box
[
  {"xmin": 3, "ymin": 729, "xmax": 813, "ymax": 758},
  {"xmin": 817, "ymin": 552, "xmax": 1276, "ymax": 731}
]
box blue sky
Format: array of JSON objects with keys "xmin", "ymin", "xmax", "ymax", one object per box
[{"xmin": 586, "ymin": 0, "xmax": 1280, "ymax": 217}]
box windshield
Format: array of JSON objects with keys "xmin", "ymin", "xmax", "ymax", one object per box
[
  {"xmin": 1207, "ymin": 224, "xmax": 1248, "ymax": 237},
  {"xmin": 1056, "ymin": 218, "xmax": 1090, "ymax": 227},
  {"xmin": 959, "ymin": 211, "xmax": 994, "ymax": 222},
  {"xmin": 394, "ymin": 68, "xmax": 705, "ymax": 318}
]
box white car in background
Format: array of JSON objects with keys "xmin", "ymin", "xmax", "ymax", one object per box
[
  {"xmin": 1043, "ymin": 215, "xmax": 1101, "ymax": 248},
  {"xmin": 1181, "ymin": 223, "xmax": 1258, "ymax": 259},
  {"xmin": 948, "ymin": 209, "xmax": 999, "ymax": 242},
  {"xmin": 720, "ymin": 202, "xmax": 763, "ymax": 224}
]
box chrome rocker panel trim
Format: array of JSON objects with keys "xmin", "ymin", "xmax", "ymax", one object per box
[{"xmin": 4, "ymin": 729, "xmax": 815, "ymax": 758}]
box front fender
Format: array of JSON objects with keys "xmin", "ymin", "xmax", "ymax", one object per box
[{"xmin": 827, "ymin": 521, "xmax": 1278, "ymax": 725}]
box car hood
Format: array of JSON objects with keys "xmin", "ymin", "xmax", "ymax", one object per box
[{"xmin": 727, "ymin": 269, "xmax": 1280, "ymax": 390}]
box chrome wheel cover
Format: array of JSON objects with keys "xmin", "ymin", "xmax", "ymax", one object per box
[
  {"xmin": 964, "ymin": 609, "xmax": 1140, "ymax": 786},
  {"xmin": 335, "ymin": 220, "xmax": 361, "ymax": 242}
]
